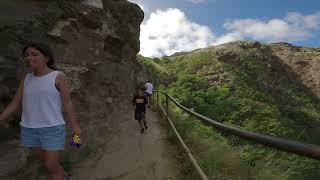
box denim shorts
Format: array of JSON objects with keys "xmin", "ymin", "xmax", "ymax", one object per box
[{"xmin": 21, "ymin": 124, "xmax": 65, "ymax": 150}]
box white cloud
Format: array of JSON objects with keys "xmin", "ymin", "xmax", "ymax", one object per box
[
  {"xmin": 140, "ymin": 8, "xmax": 215, "ymax": 57},
  {"xmin": 213, "ymin": 32, "xmax": 243, "ymax": 45},
  {"xmin": 224, "ymin": 12, "xmax": 320, "ymax": 42},
  {"xmin": 285, "ymin": 12, "xmax": 320, "ymax": 29},
  {"xmin": 187, "ymin": 0, "xmax": 207, "ymax": 4},
  {"xmin": 139, "ymin": 10, "xmax": 320, "ymax": 57}
]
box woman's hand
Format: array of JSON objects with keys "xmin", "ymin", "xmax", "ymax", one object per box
[{"xmin": 72, "ymin": 124, "xmax": 81, "ymax": 135}]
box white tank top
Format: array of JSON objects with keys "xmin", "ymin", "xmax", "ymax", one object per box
[
  {"xmin": 20, "ymin": 71, "xmax": 65, "ymax": 128},
  {"xmin": 145, "ymin": 82, "xmax": 153, "ymax": 94}
]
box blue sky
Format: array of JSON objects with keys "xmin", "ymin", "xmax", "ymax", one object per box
[{"xmin": 128, "ymin": 0, "xmax": 320, "ymax": 57}]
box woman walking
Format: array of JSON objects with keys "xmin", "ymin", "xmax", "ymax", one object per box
[{"xmin": 0, "ymin": 43, "xmax": 81, "ymax": 180}]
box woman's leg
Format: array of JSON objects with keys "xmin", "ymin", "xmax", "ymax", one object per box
[
  {"xmin": 142, "ymin": 119, "xmax": 148, "ymax": 129},
  {"xmin": 138, "ymin": 120, "xmax": 145, "ymax": 134},
  {"xmin": 33, "ymin": 148, "xmax": 45, "ymax": 161},
  {"xmin": 43, "ymin": 150, "xmax": 66, "ymax": 180},
  {"xmin": 138, "ymin": 120, "xmax": 144, "ymax": 129},
  {"xmin": 142, "ymin": 112, "xmax": 147, "ymax": 129},
  {"xmin": 33, "ymin": 149, "xmax": 67, "ymax": 180},
  {"xmin": 135, "ymin": 112, "xmax": 145, "ymax": 129}
]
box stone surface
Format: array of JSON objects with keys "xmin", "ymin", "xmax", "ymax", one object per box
[{"xmin": 270, "ymin": 42, "xmax": 320, "ymax": 98}]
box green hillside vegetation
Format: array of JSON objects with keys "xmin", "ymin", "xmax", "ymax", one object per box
[{"xmin": 138, "ymin": 41, "xmax": 320, "ymax": 180}]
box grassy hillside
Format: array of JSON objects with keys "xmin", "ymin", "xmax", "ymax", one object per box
[{"xmin": 138, "ymin": 41, "xmax": 320, "ymax": 179}]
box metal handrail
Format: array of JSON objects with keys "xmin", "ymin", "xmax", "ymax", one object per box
[
  {"xmin": 158, "ymin": 103, "xmax": 209, "ymax": 180},
  {"xmin": 155, "ymin": 90, "xmax": 320, "ymax": 160}
]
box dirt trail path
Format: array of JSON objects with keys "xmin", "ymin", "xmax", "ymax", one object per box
[{"xmin": 73, "ymin": 110, "xmax": 183, "ymax": 180}]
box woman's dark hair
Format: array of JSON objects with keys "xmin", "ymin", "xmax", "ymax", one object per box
[{"xmin": 22, "ymin": 42, "xmax": 58, "ymax": 70}]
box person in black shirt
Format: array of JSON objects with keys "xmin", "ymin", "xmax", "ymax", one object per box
[{"xmin": 132, "ymin": 88, "xmax": 148, "ymax": 134}]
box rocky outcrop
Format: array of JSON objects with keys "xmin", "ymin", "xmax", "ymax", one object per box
[
  {"xmin": 0, "ymin": 0, "xmax": 144, "ymax": 179},
  {"xmin": 270, "ymin": 42, "xmax": 320, "ymax": 98}
]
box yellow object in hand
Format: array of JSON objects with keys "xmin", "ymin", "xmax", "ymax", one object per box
[{"xmin": 73, "ymin": 134, "xmax": 81, "ymax": 144}]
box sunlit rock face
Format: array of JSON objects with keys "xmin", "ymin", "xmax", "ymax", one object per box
[
  {"xmin": 270, "ymin": 42, "xmax": 320, "ymax": 98},
  {"xmin": 83, "ymin": 0, "xmax": 104, "ymax": 8},
  {"xmin": 0, "ymin": 0, "xmax": 144, "ymax": 179}
]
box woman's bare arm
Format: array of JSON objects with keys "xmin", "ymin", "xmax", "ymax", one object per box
[{"xmin": 56, "ymin": 72, "xmax": 81, "ymax": 135}]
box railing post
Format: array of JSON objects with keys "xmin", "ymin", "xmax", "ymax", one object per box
[
  {"xmin": 157, "ymin": 91, "xmax": 159, "ymax": 106},
  {"xmin": 166, "ymin": 93, "xmax": 169, "ymax": 117}
]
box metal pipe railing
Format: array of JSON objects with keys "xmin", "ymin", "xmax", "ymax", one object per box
[
  {"xmin": 155, "ymin": 90, "xmax": 320, "ymax": 160},
  {"xmin": 158, "ymin": 100, "xmax": 209, "ymax": 180}
]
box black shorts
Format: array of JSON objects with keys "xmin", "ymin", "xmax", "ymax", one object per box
[{"xmin": 135, "ymin": 111, "xmax": 145, "ymax": 121}]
